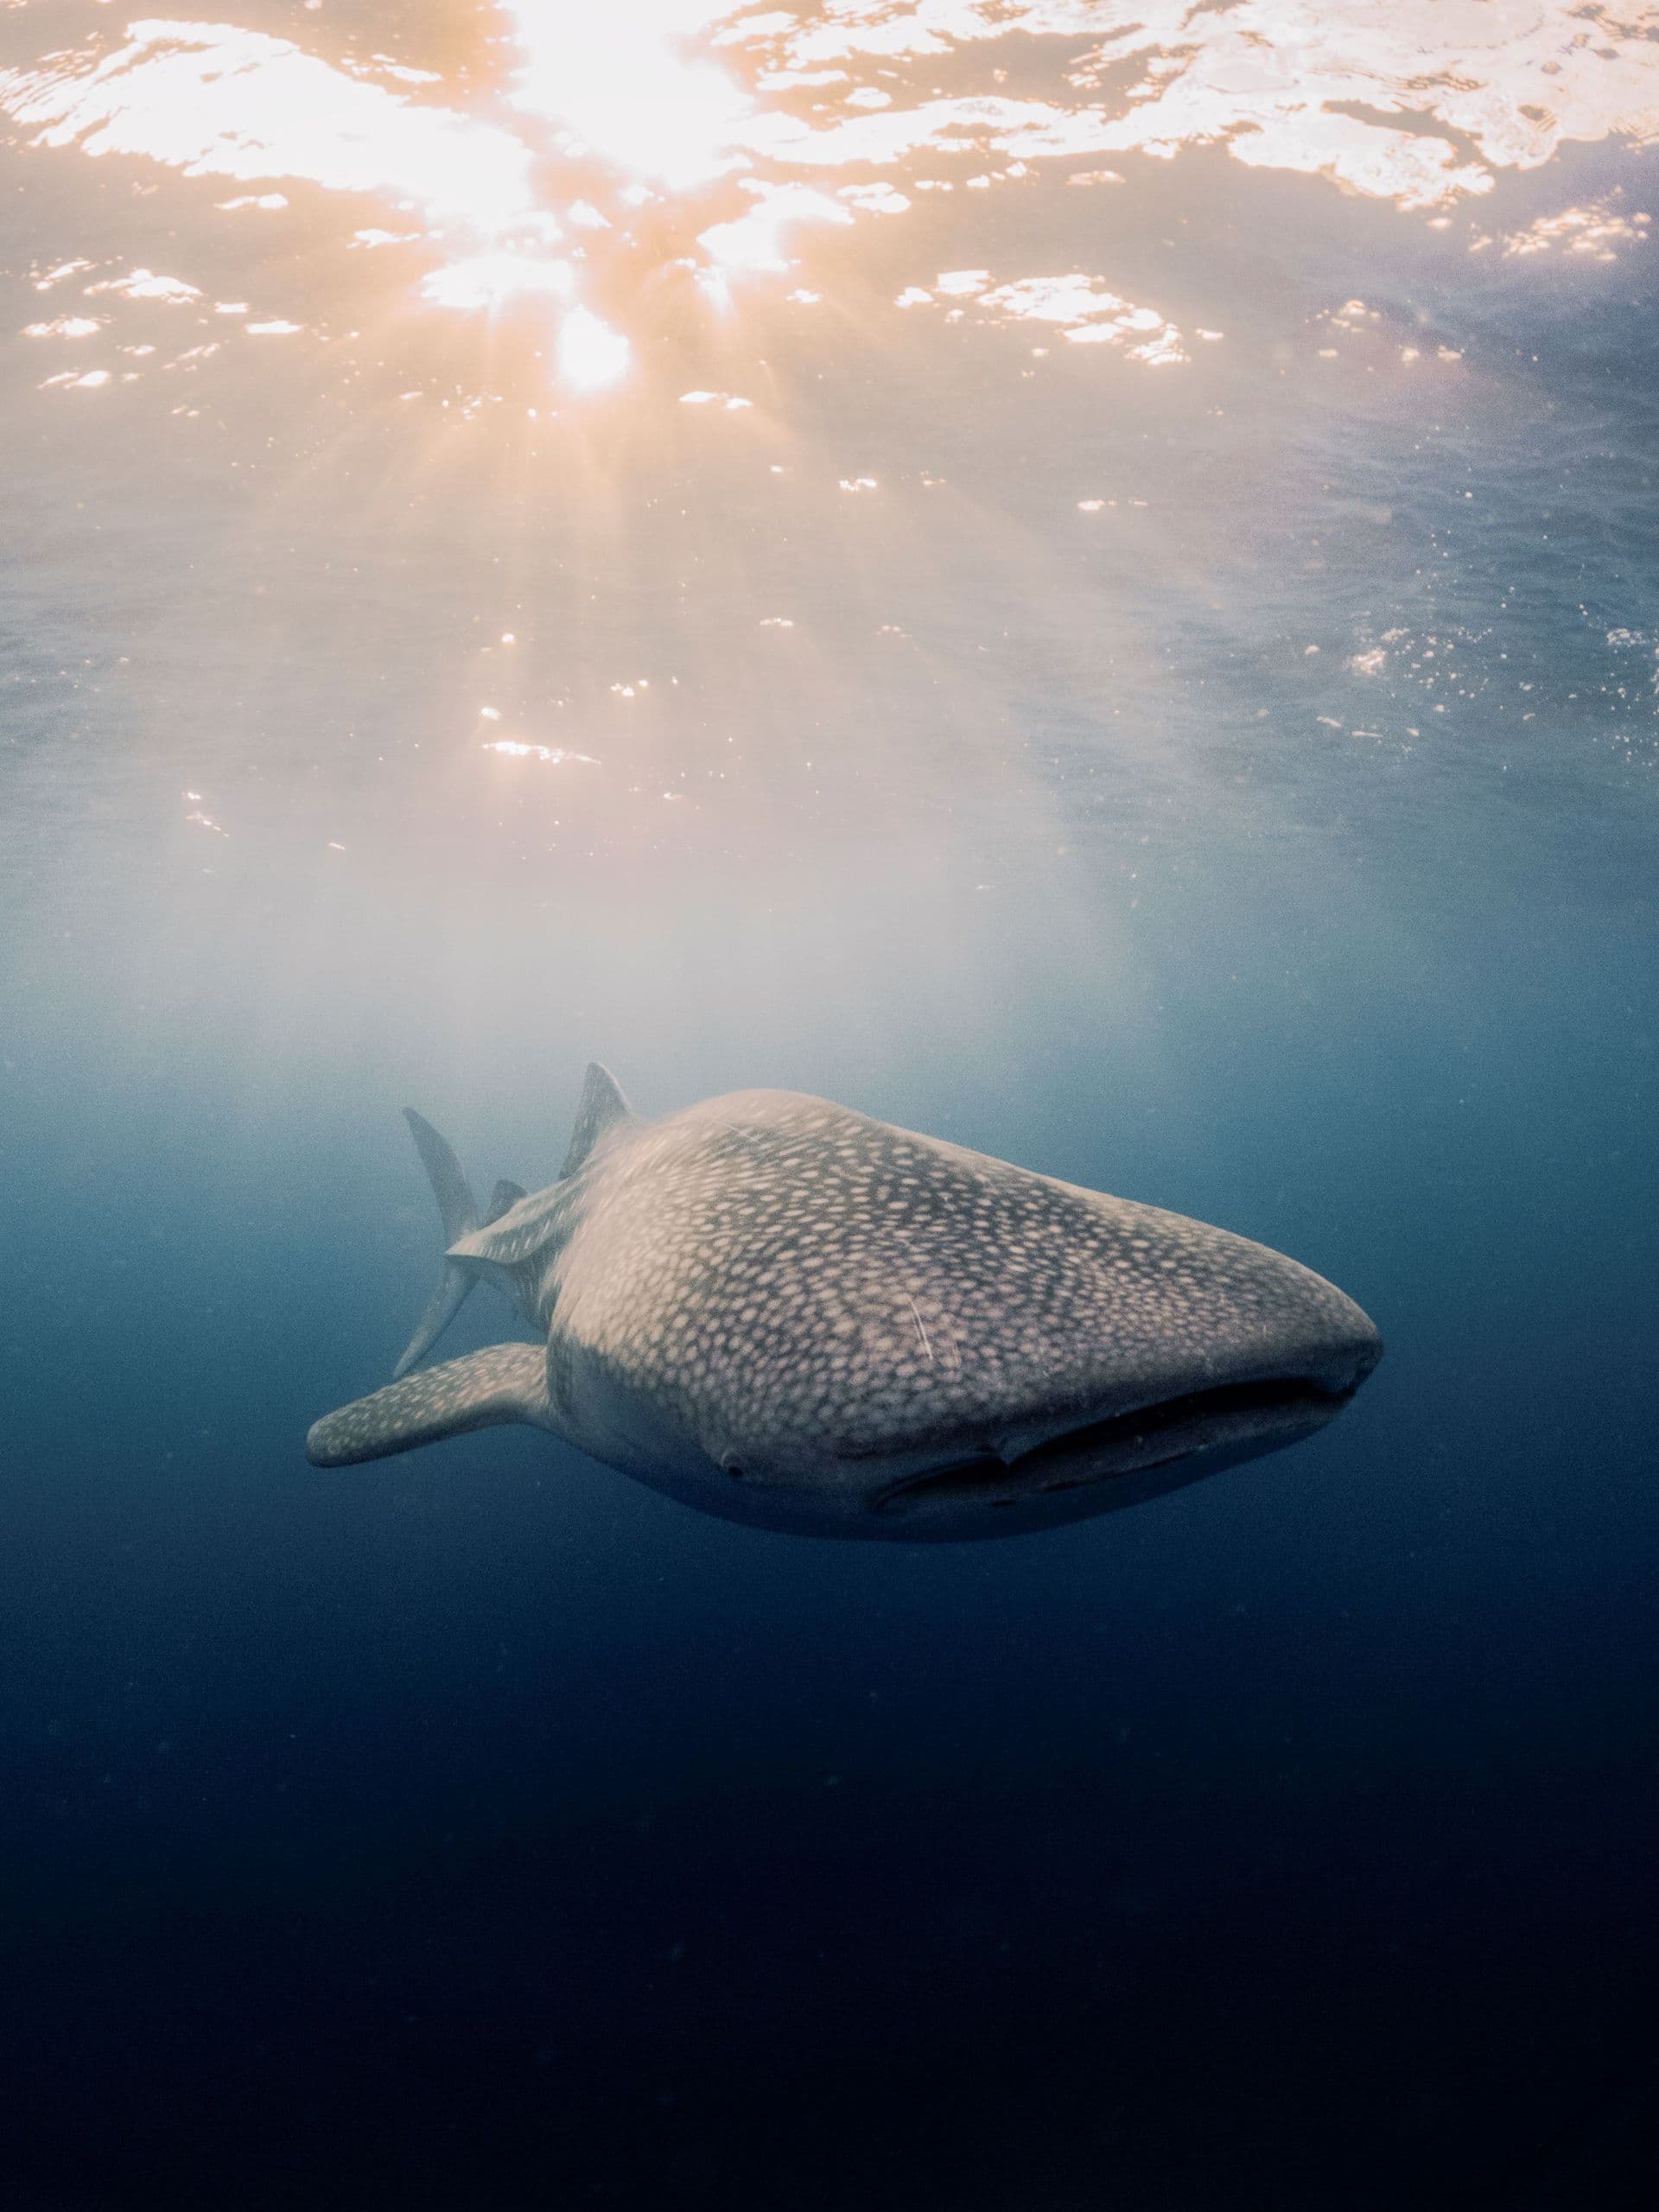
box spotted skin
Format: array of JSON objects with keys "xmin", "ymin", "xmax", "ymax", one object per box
[
  {"xmin": 308, "ymin": 1344, "xmax": 550, "ymax": 1467},
  {"xmin": 306, "ymin": 1070, "xmax": 1382, "ymax": 1539}
]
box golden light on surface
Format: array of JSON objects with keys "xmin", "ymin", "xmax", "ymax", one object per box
[
  {"xmin": 420, "ymin": 251, "xmax": 575, "ymax": 312},
  {"xmin": 3, "ymin": 0, "xmax": 1657, "ymax": 420},
  {"xmin": 504, "ymin": 0, "xmax": 751, "ymax": 190},
  {"xmin": 0, "ymin": 21, "xmax": 537, "ymax": 226},
  {"xmin": 556, "ymin": 305, "xmax": 632, "ymax": 390},
  {"xmin": 696, "ymin": 181, "xmax": 850, "ymax": 275}
]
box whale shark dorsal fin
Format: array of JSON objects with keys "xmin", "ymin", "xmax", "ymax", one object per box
[
  {"xmin": 308, "ymin": 1344, "xmax": 553, "ymax": 1466},
  {"xmin": 560, "ymin": 1061, "xmax": 635, "ymax": 1178}
]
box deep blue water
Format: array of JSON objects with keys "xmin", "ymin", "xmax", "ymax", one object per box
[{"xmin": 3, "ymin": 5, "xmax": 1657, "ymax": 2206}]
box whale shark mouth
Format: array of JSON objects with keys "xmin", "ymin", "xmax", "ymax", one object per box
[{"xmin": 868, "ymin": 1376, "xmax": 1354, "ymax": 1519}]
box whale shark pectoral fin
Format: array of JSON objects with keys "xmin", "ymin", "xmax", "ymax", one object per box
[
  {"xmin": 307, "ymin": 1344, "xmax": 552, "ymax": 1468},
  {"xmin": 560, "ymin": 1062, "xmax": 635, "ymax": 1178}
]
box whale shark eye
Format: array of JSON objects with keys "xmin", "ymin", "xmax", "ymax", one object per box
[{"xmin": 723, "ymin": 1459, "xmax": 745, "ymax": 1480}]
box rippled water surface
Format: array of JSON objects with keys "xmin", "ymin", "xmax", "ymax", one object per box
[{"xmin": 3, "ymin": 5, "xmax": 1656, "ymax": 2206}]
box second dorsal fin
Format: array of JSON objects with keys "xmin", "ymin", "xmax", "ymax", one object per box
[
  {"xmin": 485, "ymin": 1179, "xmax": 526, "ymax": 1224},
  {"xmin": 560, "ymin": 1062, "xmax": 635, "ymax": 1177}
]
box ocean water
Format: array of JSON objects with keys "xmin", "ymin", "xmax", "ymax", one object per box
[{"xmin": 2, "ymin": 4, "xmax": 1656, "ymax": 2205}]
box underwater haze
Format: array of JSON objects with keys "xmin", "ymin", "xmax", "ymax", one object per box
[{"xmin": 2, "ymin": 3, "xmax": 1656, "ymax": 2204}]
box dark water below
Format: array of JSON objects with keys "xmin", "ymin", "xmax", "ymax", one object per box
[{"xmin": 2, "ymin": 5, "xmax": 1656, "ymax": 2206}]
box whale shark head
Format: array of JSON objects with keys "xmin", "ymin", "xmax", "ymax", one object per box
[{"xmin": 308, "ymin": 1072, "xmax": 1382, "ymax": 1542}]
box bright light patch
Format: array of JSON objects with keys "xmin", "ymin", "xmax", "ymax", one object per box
[
  {"xmin": 86, "ymin": 269, "xmax": 200, "ymax": 302},
  {"xmin": 0, "ymin": 22, "xmax": 536, "ymax": 228},
  {"xmin": 422, "ymin": 253, "xmax": 573, "ymax": 311},
  {"xmin": 557, "ymin": 306, "xmax": 630, "ymax": 390},
  {"xmin": 504, "ymin": 0, "xmax": 752, "ymax": 190},
  {"xmin": 697, "ymin": 181, "xmax": 850, "ymax": 274},
  {"xmin": 484, "ymin": 740, "xmax": 599, "ymax": 765}
]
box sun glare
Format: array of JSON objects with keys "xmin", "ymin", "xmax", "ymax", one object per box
[
  {"xmin": 420, "ymin": 251, "xmax": 574, "ymax": 312},
  {"xmin": 556, "ymin": 305, "xmax": 632, "ymax": 391},
  {"xmin": 697, "ymin": 181, "xmax": 851, "ymax": 275},
  {"xmin": 5, "ymin": 3, "xmax": 1658, "ymax": 410},
  {"xmin": 504, "ymin": 1, "xmax": 751, "ymax": 191}
]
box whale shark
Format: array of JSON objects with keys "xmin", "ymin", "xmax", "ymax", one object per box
[{"xmin": 306, "ymin": 1065, "xmax": 1382, "ymax": 1540}]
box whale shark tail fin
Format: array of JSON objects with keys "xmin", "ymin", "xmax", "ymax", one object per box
[{"xmin": 393, "ymin": 1109, "xmax": 484, "ymax": 1380}]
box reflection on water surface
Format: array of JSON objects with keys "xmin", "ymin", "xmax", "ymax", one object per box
[{"xmin": 3, "ymin": 3, "xmax": 1656, "ymax": 393}]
